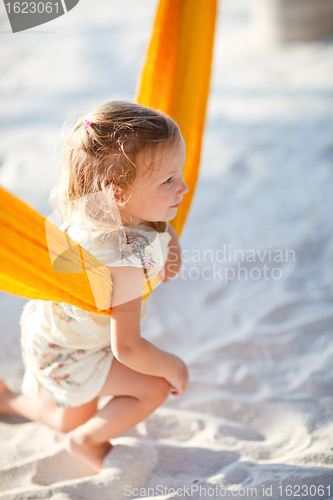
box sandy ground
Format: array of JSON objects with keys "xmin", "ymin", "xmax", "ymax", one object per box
[{"xmin": 0, "ymin": 0, "xmax": 333, "ymax": 498}]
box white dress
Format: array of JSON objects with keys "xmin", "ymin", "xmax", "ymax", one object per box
[{"xmin": 20, "ymin": 222, "xmax": 171, "ymax": 408}]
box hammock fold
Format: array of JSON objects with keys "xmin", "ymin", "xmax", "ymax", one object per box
[
  {"xmin": 0, "ymin": 186, "xmax": 113, "ymax": 314},
  {"xmin": 0, "ymin": 0, "xmax": 217, "ymax": 313}
]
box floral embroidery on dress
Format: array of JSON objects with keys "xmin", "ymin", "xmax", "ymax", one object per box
[
  {"xmin": 51, "ymin": 302, "xmax": 76, "ymax": 322},
  {"xmin": 53, "ymin": 374, "xmax": 77, "ymax": 385},
  {"xmin": 30, "ymin": 343, "xmax": 87, "ymax": 386},
  {"xmin": 124, "ymin": 232, "xmax": 156, "ymax": 269}
]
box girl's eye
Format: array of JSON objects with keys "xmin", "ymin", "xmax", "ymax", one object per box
[{"xmin": 163, "ymin": 177, "xmax": 172, "ymax": 184}]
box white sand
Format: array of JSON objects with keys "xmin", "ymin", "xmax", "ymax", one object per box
[{"xmin": 0, "ymin": 0, "xmax": 333, "ymax": 498}]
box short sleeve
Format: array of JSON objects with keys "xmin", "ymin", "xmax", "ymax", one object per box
[{"xmin": 66, "ymin": 224, "xmax": 171, "ymax": 281}]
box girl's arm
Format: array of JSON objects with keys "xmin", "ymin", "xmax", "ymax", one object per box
[
  {"xmin": 109, "ymin": 265, "xmax": 188, "ymax": 396},
  {"xmin": 160, "ymin": 223, "xmax": 182, "ymax": 282}
]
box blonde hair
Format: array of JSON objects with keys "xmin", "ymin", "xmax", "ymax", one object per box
[{"xmin": 51, "ymin": 101, "xmax": 181, "ymax": 233}]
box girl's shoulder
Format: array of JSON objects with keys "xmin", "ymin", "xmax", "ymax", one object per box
[{"xmin": 65, "ymin": 222, "xmax": 171, "ymax": 272}]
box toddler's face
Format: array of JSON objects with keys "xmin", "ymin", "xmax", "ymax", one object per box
[{"xmin": 117, "ymin": 137, "xmax": 188, "ymax": 226}]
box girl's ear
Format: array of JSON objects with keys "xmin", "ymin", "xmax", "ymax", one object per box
[{"xmin": 108, "ymin": 184, "xmax": 128, "ymax": 205}]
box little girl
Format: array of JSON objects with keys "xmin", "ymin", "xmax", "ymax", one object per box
[{"xmin": 0, "ymin": 101, "xmax": 189, "ymax": 471}]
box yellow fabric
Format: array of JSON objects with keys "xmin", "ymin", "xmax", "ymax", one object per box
[
  {"xmin": 0, "ymin": 186, "xmax": 112, "ymax": 314},
  {"xmin": 0, "ymin": 0, "xmax": 217, "ymax": 313},
  {"xmin": 136, "ymin": 0, "xmax": 217, "ymax": 235},
  {"xmin": 0, "ymin": 186, "xmax": 160, "ymax": 314}
]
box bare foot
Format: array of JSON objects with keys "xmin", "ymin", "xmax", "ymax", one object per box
[
  {"xmin": 64, "ymin": 430, "xmax": 112, "ymax": 472},
  {"xmin": 0, "ymin": 380, "xmax": 12, "ymax": 413},
  {"xmin": 0, "ymin": 380, "xmax": 10, "ymax": 394}
]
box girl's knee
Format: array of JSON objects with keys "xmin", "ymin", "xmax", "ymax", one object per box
[{"xmin": 145, "ymin": 376, "xmax": 170, "ymax": 408}]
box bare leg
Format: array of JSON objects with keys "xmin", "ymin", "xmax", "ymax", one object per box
[
  {"xmin": 65, "ymin": 358, "xmax": 171, "ymax": 471},
  {"xmin": 0, "ymin": 362, "xmax": 170, "ymax": 472},
  {"xmin": 0, "ymin": 379, "xmax": 98, "ymax": 433}
]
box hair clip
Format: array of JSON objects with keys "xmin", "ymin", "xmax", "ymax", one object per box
[
  {"xmin": 77, "ymin": 118, "xmax": 92, "ymax": 129},
  {"xmin": 83, "ymin": 119, "xmax": 92, "ymax": 129}
]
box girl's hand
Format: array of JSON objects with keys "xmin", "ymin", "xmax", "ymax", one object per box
[
  {"xmin": 158, "ymin": 261, "xmax": 179, "ymax": 283},
  {"xmin": 159, "ymin": 224, "xmax": 183, "ymax": 283},
  {"xmin": 158, "ymin": 267, "xmax": 166, "ymax": 282},
  {"xmin": 165, "ymin": 356, "xmax": 189, "ymax": 396}
]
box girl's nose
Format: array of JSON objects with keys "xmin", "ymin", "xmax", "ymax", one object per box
[{"xmin": 180, "ymin": 178, "xmax": 189, "ymax": 195}]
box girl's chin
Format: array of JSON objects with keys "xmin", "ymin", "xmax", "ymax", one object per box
[{"xmin": 143, "ymin": 207, "xmax": 178, "ymax": 223}]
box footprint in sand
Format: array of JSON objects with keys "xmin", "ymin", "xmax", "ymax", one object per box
[
  {"xmin": 0, "ymin": 449, "xmax": 96, "ymax": 491},
  {"xmin": 143, "ymin": 412, "xmax": 205, "ymax": 441},
  {"xmin": 32, "ymin": 450, "xmax": 98, "ymax": 485},
  {"xmin": 153, "ymin": 445, "xmax": 239, "ymax": 479},
  {"xmin": 215, "ymin": 422, "xmax": 264, "ymax": 442},
  {"xmin": 1, "ymin": 438, "xmax": 158, "ymax": 500}
]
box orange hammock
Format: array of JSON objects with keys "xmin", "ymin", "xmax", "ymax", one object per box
[
  {"xmin": 0, "ymin": 0, "xmax": 217, "ymax": 315},
  {"xmin": 136, "ymin": 0, "xmax": 217, "ymax": 236}
]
